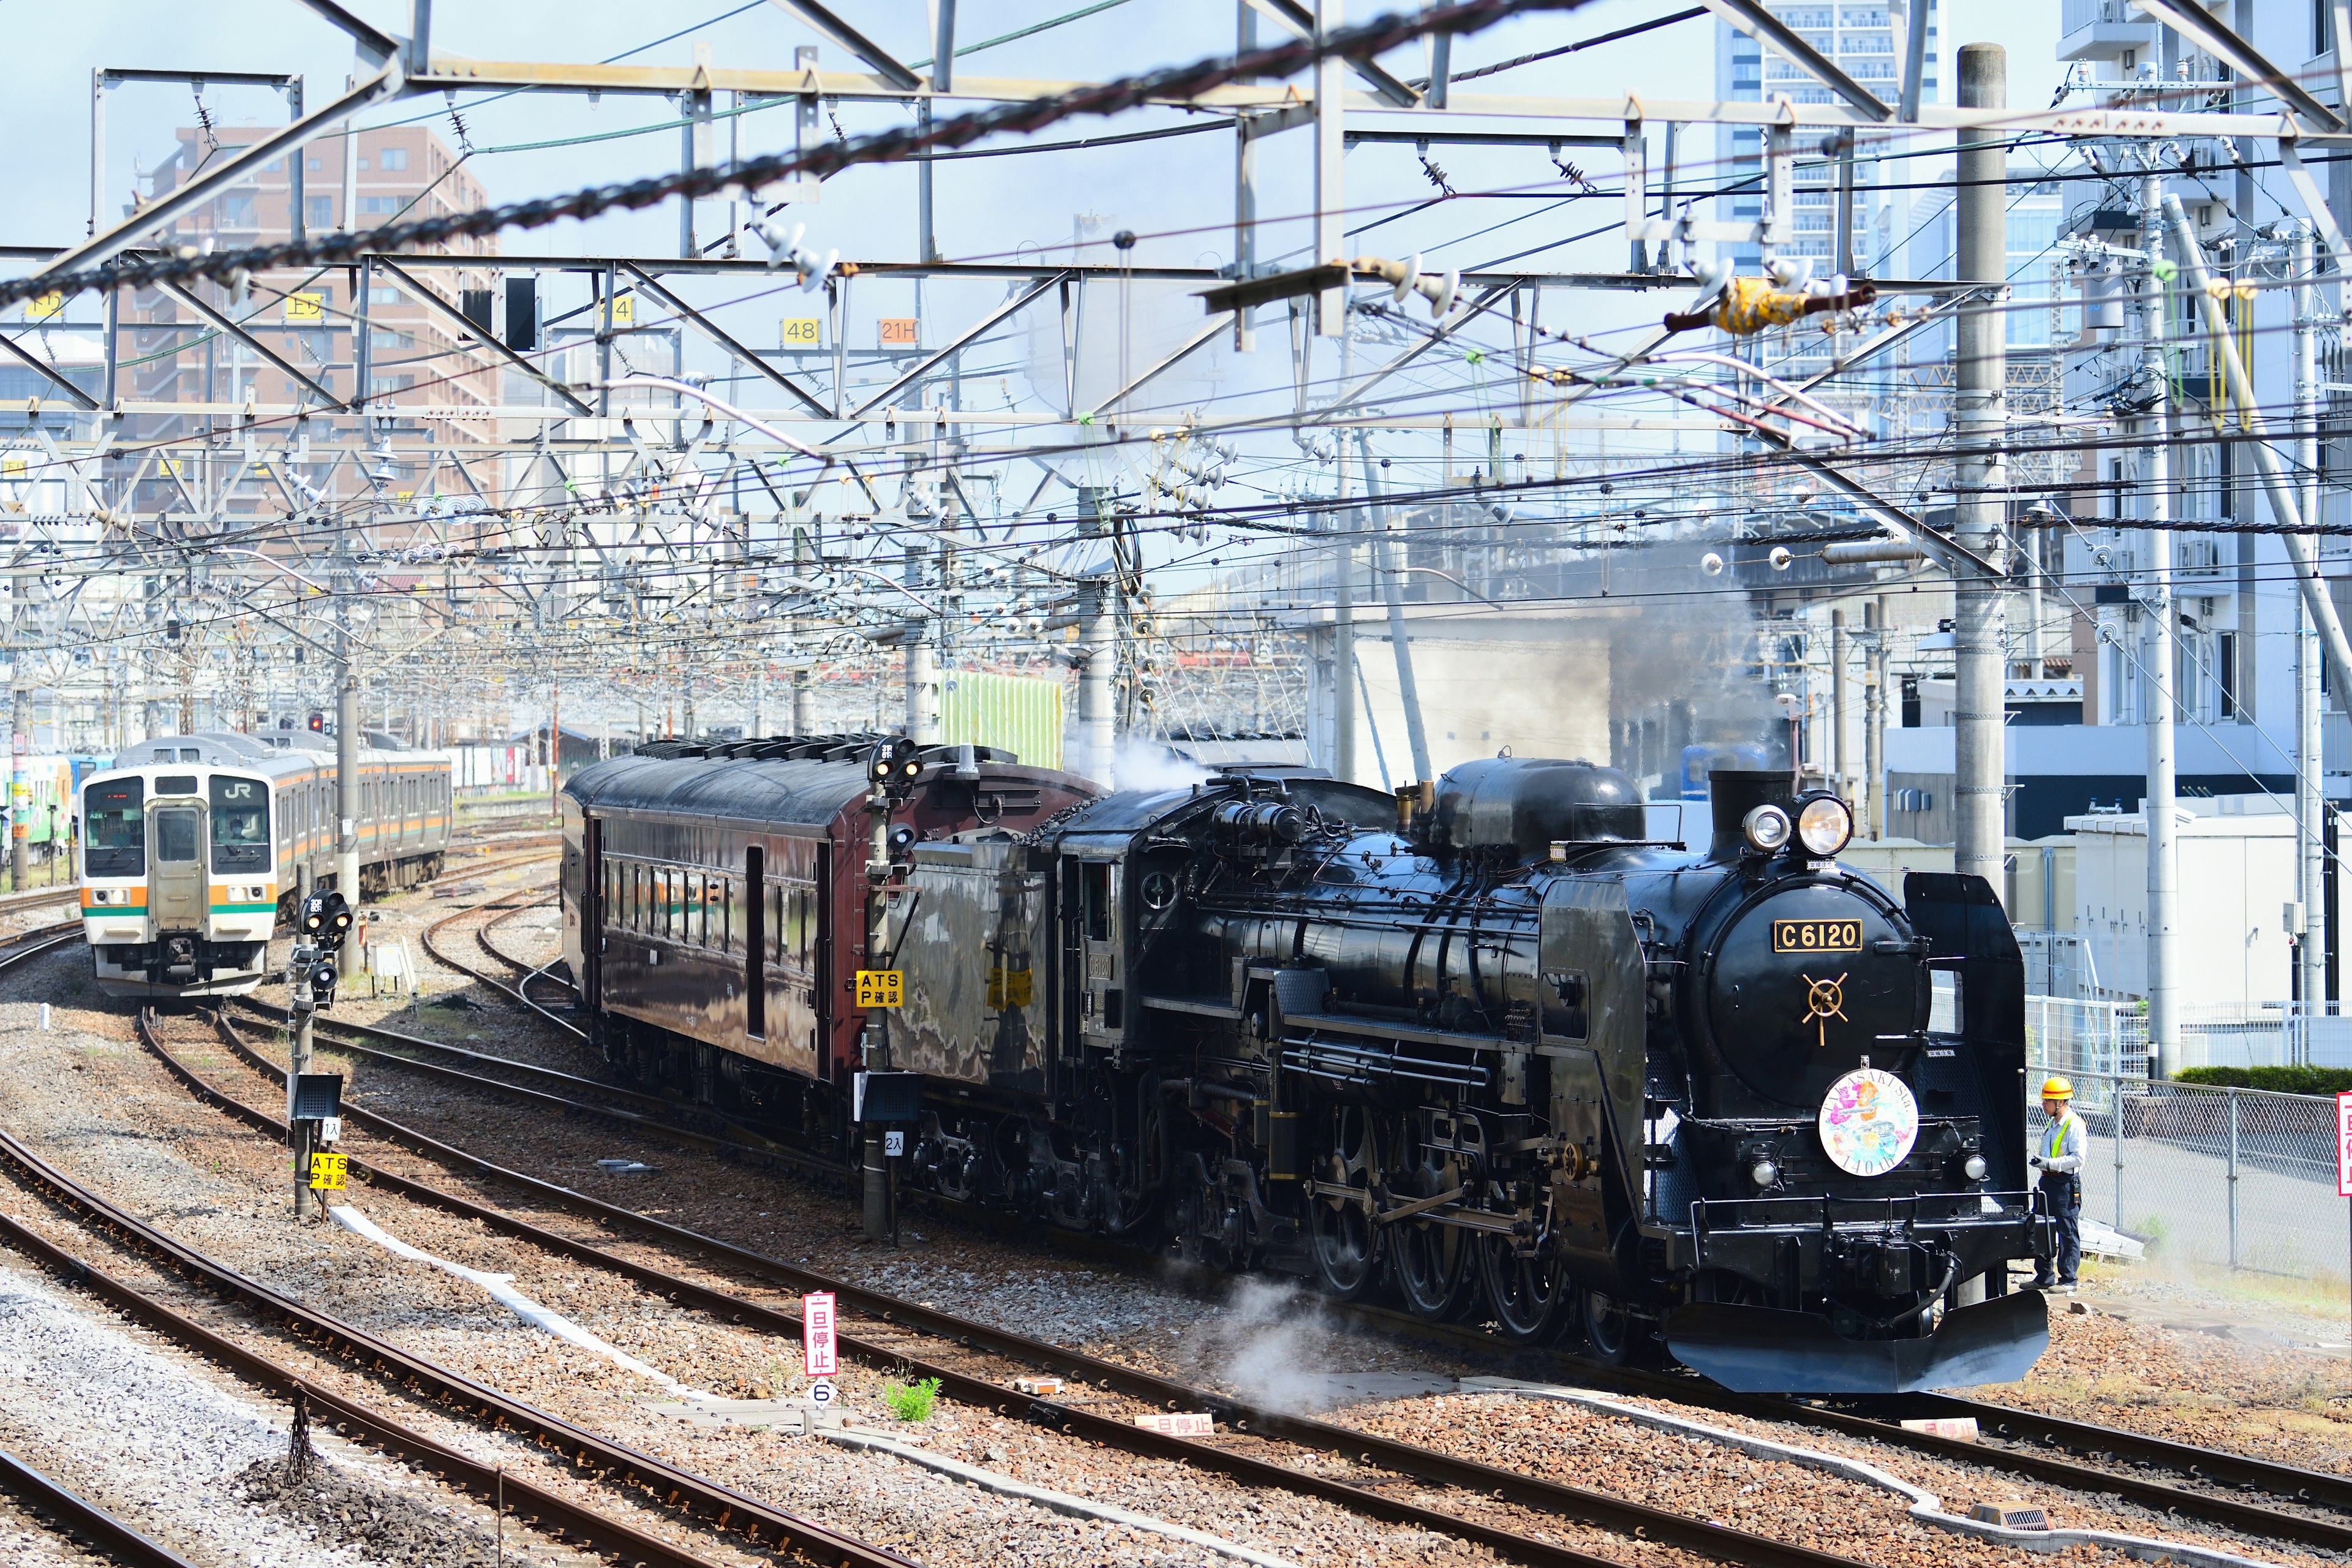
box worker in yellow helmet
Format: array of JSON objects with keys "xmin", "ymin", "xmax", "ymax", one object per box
[{"xmin": 2027, "ymin": 1077, "xmax": 2083, "ymax": 1292}]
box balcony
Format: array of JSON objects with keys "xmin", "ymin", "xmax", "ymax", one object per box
[{"xmin": 2060, "ymin": 0, "xmax": 2158, "ymax": 62}]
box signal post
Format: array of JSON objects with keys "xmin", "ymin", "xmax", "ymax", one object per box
[{"xmin": 288, "ymin": 889, "xmax": 351, "ymax": 1219}]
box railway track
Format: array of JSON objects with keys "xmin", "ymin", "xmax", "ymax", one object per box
[
  {"xmin": 0, "ymin": 1442, "xmax": 202, "ymax": 1568},
  {"xmin": 170, "ymin": 1003, "xmax": 1888, "ymax": 1568},
  {"xmin": 261, "ymin": 986, "xmax": 2352, "ymax": 1558},
  {"xmin": 0, "ymin": 1006, "xmax": 919, "ymax": 1568},
  {"xmin": 417, "ymin": 884, "xmax": 585, "ymax": 1039},
  {"xmin": 363, "ymin": 872, "xmax": 2352, "ymax": 1552}
]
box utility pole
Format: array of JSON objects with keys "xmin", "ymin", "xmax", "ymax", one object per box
[
  {"xmin": 2139, "ymin": 165, "xmax": 2179, "ymax": 1075},
  {"xmin": 1075, "ymin": 583, "xmax": 1114, "ymax": 786},
  {"xmin": 905, "ymin": 636, "xmax": 940, "ymax": 744},
  {"xmin": 2296, "ymin": 219, "xmax": 2328, "ymax": 1027},
  {"xmin": 8, "ymin": 684, "xmax": 26, "ymax": 893},
  {"xmin": 1865, "ymin": 597, "xmax": 1887, "ymax": 840},
  {"xmin": 336, "ymin": 564, "xmax": 360, "ymax": 981},
  {"xmin": 1360, "ymin": 435, "xmax": 1431, "ymax": 785},
  {"xmin": 1830, "ymin": 608, "xmax": 1849, "ymax": 800},
  {"xmin": 1951, "ymin": 43, "xmax": 2008, "ymax": 903}
]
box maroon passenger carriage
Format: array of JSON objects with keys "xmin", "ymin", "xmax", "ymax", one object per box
[{"xmin": 558, "ymin": 734, "xmax": 1096, "ymax": 1145}]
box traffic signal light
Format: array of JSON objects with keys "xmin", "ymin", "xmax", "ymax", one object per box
[
  {"xmin": 307, "ymin": 712, "xmax": 324, "ymax": 733},
  {"xmin": 298, "ymin": 890, "xmax": 353, "ymax": 951},
  {"xmin": 307, "ymin": 957, "xmax": 339, "ymax": 1007}
]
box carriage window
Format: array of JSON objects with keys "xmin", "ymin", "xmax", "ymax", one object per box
[
  {"xmin": 153, "ymin": 808, "xmax": 198, "ymax": 864},
  {"xmin": 1081, "ymin": 861, "xmax": 1112, "ymax": 941},
  {"xmin": 209, "ymin": 776, "xmax": 270, "ymax": 872},
  {"xmin": 83, "ymin": 780, "xmax": 144, "ymax": 878},
  {"xmin": 768, "ymin": 884, "xmax": 785, "ymax": 964},
  {"xmin": 722, "ymin": 878, "xmax": 739, "ymax": 955}
]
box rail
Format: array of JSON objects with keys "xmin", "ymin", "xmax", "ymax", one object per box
[
  {"xmin": 0, "ymin": 1444, "xmax": 202, "ymax": 1568},
  {"xmin": 200, "ymin": 998, "xmax": 2352, "ymax": 1555},
  {"xmin": 22, "ymin": 1011, "xmax": 914, "ymax": 1568},
  {"xmin": 173, "ymin": 1007, "xmax": 1872, "ymax": 1568}
]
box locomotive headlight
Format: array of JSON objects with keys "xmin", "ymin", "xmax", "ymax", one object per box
[
  {"xmin": 1795, "ymin": 794, "xmax": 1854, "ymax": 858},
  {"xmin": 1749, "ymin": 1158, "xmax": 1779, "ymax": 1188},
  {"xmin": 1962, "ymin": 1153, "xmax": 1989, "ymax": 1182},
  {"xmin": 1741, "ymin": 804, "xmax": 1792, "ymax": 854}
]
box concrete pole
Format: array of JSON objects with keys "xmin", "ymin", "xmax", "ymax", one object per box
[
  {"xmin": 1312, "ymin": 0, "xmax": 1344, "ymax": 337},
  {"xmin": 336, "ymin": 641, "xmax": 359, "ymax": 979},
  {"xmin": 1359, "ymin": 435, "xmax": 1431, "ymax": 783},
  {"xmin": 1951, "ymin": 43, "xmax": 2010, "ymax": 902},
  {"xmin": 793, "ymin": 668, "xmax": 815, "ymax": 734},
  {"xmin": 292, "ymin": 1000, "xmax": 315, "ymax": 1219},
  {"xmin": 2138, "ymin": 168, "xmax": 2180, "ymax": 1075},
  {"xmin": 8, "ymin": 687, "xmax": 26, "ymax": 893},
  {"xmin": 1830, "ymin": 608, "xmax": 1849, "ymax": 799},
  {"xmin": 1076, "ymin": 587, "xmax": 1115, "ymax": 786},
  {"xmin": 905, "ymin": 636, "xmax": 940, "ymax": 745},
  {"xmin": 2297, "ymin": 221, "xmax": 2329, "ymax": 1027},
  {"xmin": 750, "ymin": 663, "xmax": 764, "ymax": 739},
  {"xmin": 1865, "ymin": 598, "xmax": 1887, "ymax": 840}
]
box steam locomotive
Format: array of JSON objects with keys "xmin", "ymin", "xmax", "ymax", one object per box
[{"xmin": 564, "ymin": 745, "xmax": 2052, "ymax": 1393}]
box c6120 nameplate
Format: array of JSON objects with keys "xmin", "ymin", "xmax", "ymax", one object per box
[{"xmin": 1772, "ymin": 918, "xmax": 1863, "ymax": 954}]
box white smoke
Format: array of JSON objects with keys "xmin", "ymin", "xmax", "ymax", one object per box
[
  {"xmin": 1169, "ymin": 1276, "xmax": 1339, "ymax": 1416},
  {"xmin": 1110, "ymin": 736, "xmax": 1213, "ymax": 795}
]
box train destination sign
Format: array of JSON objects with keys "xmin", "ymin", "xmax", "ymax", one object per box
[{"xmin": 1772, "ymin": 919, "xmax": 1863, "ymax": 954}]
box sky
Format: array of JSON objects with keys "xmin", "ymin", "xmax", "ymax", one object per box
[{"xmin": 11, "ymin": 0, "xmax": 2069, "ymax": 288}]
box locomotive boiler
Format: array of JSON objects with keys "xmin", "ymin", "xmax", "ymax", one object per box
[{"xmin": 881, "ymin": 757, "xmax": 2051, "ymax": 1393}]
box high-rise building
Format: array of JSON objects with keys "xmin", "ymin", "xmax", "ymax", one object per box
[
  {"xmin": 126, "ymin": 124, "xmax": 500, "ymax": 464},
  {"xmin": 1713, "ymin": 2, "xmax": 1936, "ymax": 281}
]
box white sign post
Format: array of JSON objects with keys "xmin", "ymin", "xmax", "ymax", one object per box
[
  {"xmin": 802, "ymin": 1290, "xmax": 838, "ymax": 1380},
  {"xmin": 2337, "ymin": 1093, "xmax": 2352, "ymax": 1352}
]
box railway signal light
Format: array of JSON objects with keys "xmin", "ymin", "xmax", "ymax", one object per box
[
  {"xmin": 298, "ymin": 889, "xmax": 353, "ymax": 951},
  {"xmin": 869, "ymin": 737, "xmax": 921, "ymax": 799}
]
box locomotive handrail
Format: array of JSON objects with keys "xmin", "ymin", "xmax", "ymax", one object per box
[{"xmin": 1281, "ymin": 1007, "xmax": 1508, "ymax": 1052}]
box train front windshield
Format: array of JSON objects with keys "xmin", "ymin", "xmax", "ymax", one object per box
[
  {"xmin": 84, "ymin": 780, "xmax": 144, "ymax": 877},
  {"xmin": 209, "ymin": 776, "xmax": 269, "ymax": 871}
]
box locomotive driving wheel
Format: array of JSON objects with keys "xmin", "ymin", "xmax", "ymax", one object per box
[
  {"xmin": 1308, "ymin": 1104, "xmax": 1380, "ymax": 1300},
  {"xmin": 1578, "ymin": 1289, "xmax": 1645, "ymax": 1365},
  {"xmin": 1390, "ymin": 1152, "xmax": 1477, "ymax": 1322},
  {"xmin": 1478, "ymin": 1234, "xmax": 1568, "ymax": 1343}
]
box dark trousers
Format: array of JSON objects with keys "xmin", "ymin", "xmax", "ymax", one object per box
[{"xmin": 2037, "ymin": 1172, "xmax": 2081, "ymax": 1284}]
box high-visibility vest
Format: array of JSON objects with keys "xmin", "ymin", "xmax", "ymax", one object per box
[{"xmin": 2045, "ymin": 1112, "xmax": 2082, "ymax": 1164}]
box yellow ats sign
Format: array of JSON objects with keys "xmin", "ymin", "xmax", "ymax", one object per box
[
  {"xmin": 307, "ymin": 1152, "xmax": 349, "ymax": 1191},
  {"xmin": 987, "ymin": 965, "xmax": 1035, "ymax": 1010},
  {"xmin": 854, "ymin": 969, "xmax": 903, "ymax": 1008}
]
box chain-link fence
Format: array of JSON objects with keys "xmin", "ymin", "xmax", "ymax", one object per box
[
  {"xmin": 2022, "ymin": 1069, "xmax": 2349, "ymax": 1281},
  {"xmin": 2176, "ymin": 1002, "xmax": 2352, "ymax": 1069}
]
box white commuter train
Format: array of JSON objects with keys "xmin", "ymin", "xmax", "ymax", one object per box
[{"xmin": 78, "ymin": 731, "xmax": 454, "ymax": 998}]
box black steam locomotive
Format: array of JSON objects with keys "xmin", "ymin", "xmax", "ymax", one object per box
[{"xmin": 564, "ymin": 746, "xmax": 2051, "ymax": 1392}]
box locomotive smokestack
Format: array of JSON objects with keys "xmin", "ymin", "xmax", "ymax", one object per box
[{"xmin": 1708, "ymin": 769, "xmax": 1796, "ymax": 862}]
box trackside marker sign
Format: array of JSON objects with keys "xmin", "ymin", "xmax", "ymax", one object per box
[{"xmin": 803, "ymin": 1291, "xmax": 838, "ymax": 1378}]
